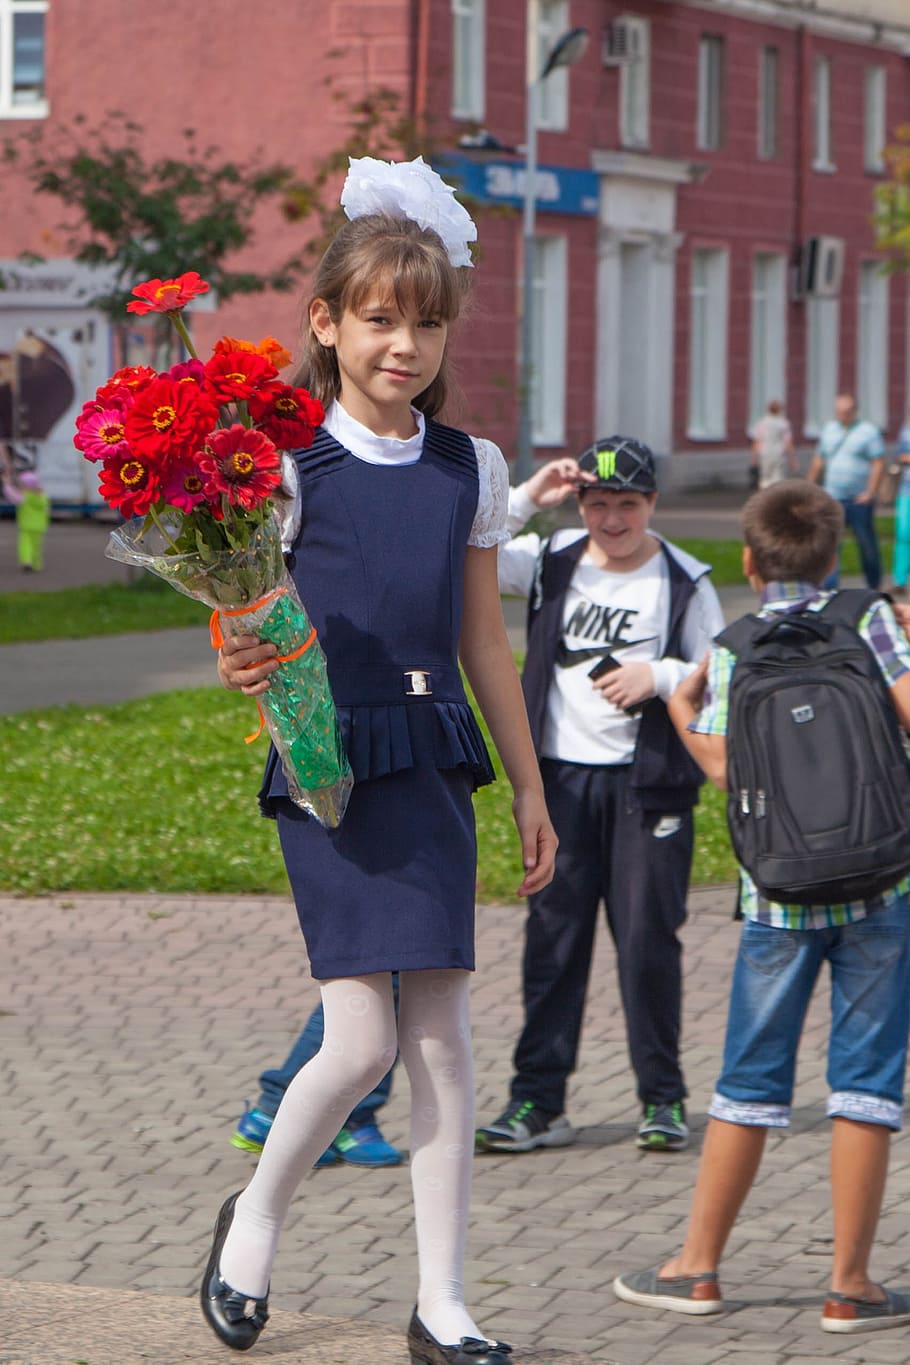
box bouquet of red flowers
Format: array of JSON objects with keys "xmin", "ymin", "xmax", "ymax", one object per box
[{"xmin": 75, "ymin": 272, "xmax": 353, "ymax": 828}]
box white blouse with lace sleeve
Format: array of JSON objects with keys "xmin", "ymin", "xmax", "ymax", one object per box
[{"xmin": 469, "ymin": 436, "xmax": 510, "ymax": 548}]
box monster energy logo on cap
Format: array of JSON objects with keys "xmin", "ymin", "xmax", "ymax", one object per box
[{"xmin": 596, "ymin": 448, "xmax": 617, "ymax": 481}]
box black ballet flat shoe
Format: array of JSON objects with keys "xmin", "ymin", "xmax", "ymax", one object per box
[
  {"xmin": 200, "ymin": 1191, "xmax": 270, "ymax": 1351},
  {"xmin": 407, "ymin": 1308, "xmax": 513, "ymax": 1364}
]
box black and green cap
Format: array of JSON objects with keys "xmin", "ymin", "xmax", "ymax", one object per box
[{"xmin": 576, "ymin": 435, "xmax": 657, "ymax": 493}]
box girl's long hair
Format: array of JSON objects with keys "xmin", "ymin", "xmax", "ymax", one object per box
[{"xmin": 292, "ymin": 214, "xmax": 470, "ymax": 419}]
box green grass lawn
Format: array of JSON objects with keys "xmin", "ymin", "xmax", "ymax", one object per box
[
  {"xmin": 0, "ymin": 688, "xmax": 738, "ymax": 897},
  {"xmin": 0, "ymin": 576, "xmax": 207, "ymax": 644}
]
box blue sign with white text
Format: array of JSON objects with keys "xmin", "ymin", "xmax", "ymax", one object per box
[{"xmin": 439, "ymin": 155, "xmax": 599, "ymax": 218}]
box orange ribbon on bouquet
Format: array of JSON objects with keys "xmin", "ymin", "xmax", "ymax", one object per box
[{"xmin": 209, "ymin": 587, "xmax": 318, "ymax": 742}]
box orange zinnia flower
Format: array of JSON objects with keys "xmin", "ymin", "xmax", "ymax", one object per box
[{"xmin": 214, "ymin": 335, "xmax": 293, "ymax": 370}]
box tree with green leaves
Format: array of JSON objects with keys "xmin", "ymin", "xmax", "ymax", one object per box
[{"xmin": 873, "ymin": 122, "xmax": 910, "ymax": 270}]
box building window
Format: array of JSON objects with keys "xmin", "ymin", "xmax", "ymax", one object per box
[
  {"xmin": 696, "ymin": 35, "xmax": 724, "ymax": 152},
  {"xmin": 451, "ymin": 0, "xmax": 485, "ymax": 121},
  {"xmin": 0, "ymin": 0, "xmax": 48, "ymax": 117},
  {"xmin": 864, "ymin": 65, "xmax": 886, "ymax": 174},
  {"xmin": 537, "ymin": 0, "xmax": 570, "ymax": 132},
  {"xmin": 749, "ymin": 253, "xmax": 787, "ymax": 429},
  {"xmin": 757, "ymin": 46, "xmax": 779, "ymax": 161},
  {"xmin": 688, "ymin": 247, "xmax": 729, "ymax": 438},
  {"xmin": 530, "ymin": 235, "xmax": 567, "ymax": 446},
  {"xmin": 812, "ymin": 55, "xmax": 834, "ymax": 172},
  {"xmin": 618, "ymin": 15, "xmax": 650, "ymax": 150},
  {"xmin": 805, "ymin": 295, "xmax": 839, "ymax": 436},
  {"xmin": 857, "ymin": 261, "xmax": 889, "ymax": 428}
]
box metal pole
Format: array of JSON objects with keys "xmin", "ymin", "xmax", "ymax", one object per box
[{"xmin": 516, "ymin": 0, "xmax": 540, "ymax": 486}]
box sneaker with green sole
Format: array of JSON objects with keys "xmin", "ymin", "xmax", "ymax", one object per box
[
  {"xmin": 475, "ymin": 1099, "xmax": 575, "ymax": 1153},
  {"xmin": 637, "ymin": 1101, "xmax": 689, "ymax": 1151}
]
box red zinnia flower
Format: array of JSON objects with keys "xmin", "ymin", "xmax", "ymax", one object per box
[
  {"xmin": 126, "ymin": 272, "xmax": 210, "ymax": 315},
  {"xmin": 125, "ymin": 376, "xmax": 218, "ymax": 461},
  {"xmin": 248, "ymin": 383, "xmax": 324, "ymax": 451},
  {"xmin": 74, "ymin": 403, "xmax": 131, "ymax": 462},
  {"xmin": 96, "ymin": 366, "xmax": 157, "ymax": 404},
  {"xmin": 197, "ymin": 425, "xmax": 282, "ymax": 510},
  {"xmin": 97, "ymin": 452, "xmax": 162, "ymax": 518},
  {"xmin": 204, "ymin": 350, "xmax": 277, "ymax": 404}
]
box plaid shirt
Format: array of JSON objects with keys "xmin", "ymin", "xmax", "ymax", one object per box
[{"xmin": 693, "ymin": 581, "xmax": 910, "ymax": 928}]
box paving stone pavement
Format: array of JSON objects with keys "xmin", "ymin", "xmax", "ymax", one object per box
[{"xmin": 4, "ymin": 889, "xmax": 910, "ymax": 1364}]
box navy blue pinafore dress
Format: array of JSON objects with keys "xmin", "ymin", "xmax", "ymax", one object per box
[{"xmin": 258, "ymin": 420, "xmax": 495, "ymax": 979}]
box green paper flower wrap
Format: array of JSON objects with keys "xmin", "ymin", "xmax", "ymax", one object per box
[{"xmin": 107, "ymin": 514, "xmax": 353, "ymax": 828}]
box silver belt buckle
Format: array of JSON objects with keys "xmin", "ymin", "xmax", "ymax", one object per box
[{"xmin": 404, "ymin": 669, "xmax": 432, "ymax": 696}]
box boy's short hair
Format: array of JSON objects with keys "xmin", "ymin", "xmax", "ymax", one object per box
[{"xmin": 741, "ymin": 480, "xmax": 844, "ymax": 585}]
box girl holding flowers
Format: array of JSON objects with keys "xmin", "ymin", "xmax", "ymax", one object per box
[{"xmin": 201, "ymin": 158, "xmax": 557, "ymax": 1365}]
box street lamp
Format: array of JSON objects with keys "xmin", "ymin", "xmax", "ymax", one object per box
[{"xmin": 516, "ymin": 14, "xmax": 589, "ymax": 483}]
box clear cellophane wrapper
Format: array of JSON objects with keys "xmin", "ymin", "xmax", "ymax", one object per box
[{"xmin": 106, "ymin": 514, "xmax": 353, "ymax": 828}]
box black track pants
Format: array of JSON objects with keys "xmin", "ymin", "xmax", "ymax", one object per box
[{"xmin": 510, "ymin": 760, "xmax": 693, "ymax": 1114}]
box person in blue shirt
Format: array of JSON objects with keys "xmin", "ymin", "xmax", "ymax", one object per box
[
  {"xmin": 808, "ymin": 392, "xmax": 884, "ymax": 589},
  {"xmin": 890, "ymin": 413, "xmax": 910, "ymax": 600}
]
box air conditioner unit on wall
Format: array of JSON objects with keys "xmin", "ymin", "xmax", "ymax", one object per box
[
  {"xmin": 603, "ymin": 17, "xmax": 642, "ymax": 65},
  {"xmin": 799, "ymin": 236, "xmax": 845, "ymax": 298}
]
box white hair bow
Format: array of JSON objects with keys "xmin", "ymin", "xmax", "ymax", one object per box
[{"xmin": 340, "ymin": 156, "xmax": 477, "ymax": 269}]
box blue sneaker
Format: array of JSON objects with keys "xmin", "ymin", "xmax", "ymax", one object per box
[
  {"xmin": 331, "ymin": 1122, "xmax": 402, "ymax": 1166},
  {"xmin": 230, "ymin": 1104, "xmax": 273, "ymax": 1153},
  {"xmin": 230, "ymin": 1104, "xmax": 338, "ymax": 1167}
]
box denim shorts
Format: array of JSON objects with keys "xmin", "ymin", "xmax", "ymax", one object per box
[{"xmin": 710, "ymin": 895, "xmax": 910, "ymax": 1131}]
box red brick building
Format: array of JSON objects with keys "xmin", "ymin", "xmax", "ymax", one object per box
[{"xmin": 2, "ymin": 0, "xmax": 910, "ymax": 502}]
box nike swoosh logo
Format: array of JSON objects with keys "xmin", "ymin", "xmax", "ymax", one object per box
[{"xmin": 556, "ymin": 636, "xmax": 659, "ymax": 667}]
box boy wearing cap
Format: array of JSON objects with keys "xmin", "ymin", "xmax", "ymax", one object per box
[{"xmin": 476, "ymin": 438, "xmax": 724, "ymax": 1154}]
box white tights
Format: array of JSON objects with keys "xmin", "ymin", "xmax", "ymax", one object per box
[{"xmin": 218, "ymin": 969, "xmax": 484, "ymax": 1346}]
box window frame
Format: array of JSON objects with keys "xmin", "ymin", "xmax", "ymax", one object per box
[
  {"xmin": 451, "ymin": 0, "xmax": 485, "ymax": 122},
  {"xmin": 757, "ymin": 45, "xmax": 779, "ymax": 162},
  {"xmin": 856, "ymin": 260, "xmax": 889, "ymax": 430},
  {"xmin": 804, "ymin": 294, "xmax": 840, "ymax": 437},
  {"xmin": 0, "ymin": 0, "xmax": 48, "ymax": 118},
  {"xmin": 537, "ymin": 0, "xmax": 570, "ymax": 133},
  {"xmin": 812, "ymin": 54, "xmax": 835, "ymax": 173},
  {"xmin": 530, "ymin": 233, "xmax": 568, "ymax": 448},
  {"xmin": 687, "ymin": 246, "xmax": 729, "ymax": 440},
  {"xmin": 748, "ymin": 252, "xmax": 787, "ymax": 430},
  {"xmin": 863, "ymin": 64, "xmax": 886, "ymax": 175},
  {"xmin": 696, "ymin": 34, "xmax": 724, "ymax": 153},
  {"xmin": 618, "ymin": 14, "xmax": 650, "ymax": 151}
]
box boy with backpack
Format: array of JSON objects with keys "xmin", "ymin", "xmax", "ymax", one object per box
[{"xmin": 613, "ymin": 480, "xmax": 910, "ymax": 1334}]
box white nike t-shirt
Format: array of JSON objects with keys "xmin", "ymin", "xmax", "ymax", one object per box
[{"xmin": 540, "ymin": 550, "xmax": 671, "ymax": 765}]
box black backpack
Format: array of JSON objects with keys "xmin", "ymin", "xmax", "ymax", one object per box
[{"xmin": 717, "ymin": 589, "xmax": 910, "ymax": 906}]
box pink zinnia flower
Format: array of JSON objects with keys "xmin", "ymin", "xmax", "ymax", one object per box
[
  {"xmin": 168, "ymin": 359, "xmax": 206, "ymax": 386},
  {"xmin": 74, "ymin": 404, "xmax": 131, "ymax": 462},
  {"xmin": 160, "ymin": 457, "xmax": 209, "ymax": 514}
]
